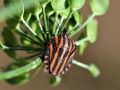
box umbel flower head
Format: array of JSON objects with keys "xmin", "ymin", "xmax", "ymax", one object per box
[{"xmin": 0, "ymin": 0, "xmax": 109, "ymax": 86}]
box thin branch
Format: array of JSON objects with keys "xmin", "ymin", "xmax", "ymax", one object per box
[
  {"xmin": 0, "ymin": 58, "xmax": 42, "ymax": 80},
  {"xmin": 59, "ymin": 11, "xmax": 73, "ymax": 34},
  {"xmin": 42, "ymin": 5, "xmax": 49, "ymax": 40},
  {"xmin": 21, "ymin": 19, "xmax": 44, "ymax": 44},
  {"xmin": 16, "ymin": 28, "xmax": 42, "ymax": 45},
  {"xmin": 70, "ymin": 13, "xmax": 95, "ymax": 37}
]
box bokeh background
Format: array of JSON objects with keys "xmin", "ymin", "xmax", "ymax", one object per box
[{"xmin": 0, "ymin": 0, "xmax": 120, "ymax": 90}]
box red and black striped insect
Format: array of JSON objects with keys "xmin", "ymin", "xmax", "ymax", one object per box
[{"xmin": 44, "ymin": 33, "xmax": 76, "ymax": 76}]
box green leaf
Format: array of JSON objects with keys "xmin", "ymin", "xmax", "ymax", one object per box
[
  {"xmin": 29, "ymin": 16, "xmax": 39, "ymax": 33},
  {"xmin": 51, "ymin": 0, "xmax": 66, "ymax": 13},
  {"xmin": 0, "ymin": 58, "xmax": 42, "ymax": 80},
  {"xmin": 89, "ymin": 0, "xmax": 109, "ymax": 15},
  {"xmin": 2, "ymin": 27, "xmax": 18, "ymax": 46},
  {"xmin": 67, "ymin": 11, "xmax": 82, "ymax": 32},
  {"xmin": 59, "ymin": 8, "xmax": 71, "ymax": 18},
  {"xmin": 39, "ymin": 0, "xmax": 50, "ymax": 5},
  {"xmin": 23, "ymin": 10, "xmax": 32, "ymax": 22},
  {"xmin": 78, "ymin": 42, "xmax": 88, "ymax": 55},
  {"xmin": 49, "ymin": 76, "xmax": 62, "ymax": 87},
  {"xmin": 6, "ymin": 19, "xmax": 20, "ymax": 29},
  {"xmin": 68, "ymin": 0, "xmax": 85, "ymax": 11},
  {"xmin": 20, "ymin": 37, "xmax": 31, "ymax": 47},
  {"xmin": 4, "ymin": 0, "xmax": 24, "ymax": 29},
  {"xmin": 0, "ymin": 0, "xmax": 48, "ymax": 21},
  {"xmin": 88, "ymin": 64, "xmax": 100, "ymax": 78},
  {"xmin": 87, "ymin": 19, "xmax": 98, "ymax": 43},
  {"xmin": 5, "ymin": 73, "xmax": 30, "ymax": 85},
  {"xmin": 4, "ymin": 0, "xmax": 24, "ymax": 20},
  {"xmin": 4, "ymin": 0, "xmax": 24, "ymax": 17},
  {"xmin": 2, "ymin": 27, "xmax": 18, "ymax": 58},
  {"xmin": 29, "ymin": 3, "xmax": 42, "ymax": 15},
  {"xmin": 46, "ymin": 2, "xmax": 54, "ymax": 16},
  {"xmin": 5, "ymin": 61, "xmax": 31, "ymax": 85},
  {"xmin": 73, "ymin": 11, "xmax": 83, "ymax": 25}
]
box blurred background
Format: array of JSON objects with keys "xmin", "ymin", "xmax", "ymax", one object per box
[{"xmin": 0, "ymin": 0, "xmax": 120, "ymax": 90}]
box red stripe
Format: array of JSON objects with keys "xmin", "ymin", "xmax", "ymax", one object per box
[
  {"xmin": 58, "ymin": 38, "xmax": 73, "ymax": 74},
  {"xmin": 53, "ymin": 35, "xmax": 68, "ymax": 75},
  {"xmin": 50, "ymin": 36, "xmax": 63, "ymax": 73}
]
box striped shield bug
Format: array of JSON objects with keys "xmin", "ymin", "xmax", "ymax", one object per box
[{"xmin": 44, "ymin": 32, "xmax": 76, "ymax": 76}]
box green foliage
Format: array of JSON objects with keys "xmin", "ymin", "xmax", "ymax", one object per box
[
  {"xmin": 49, "ymin": 76, "xmax": 62, "ymax": 87},
  {"xmin": 2, "ymin": 27, "xmax": 17, "ymax": 59},
  {"xmin": 4, "ymin": 0, "xmax": 24, "ymax": 20},
  {"xmin": 5, "ymin": 61, "xmax": 31, "ymax": 85},
  {"xmin": 51, "ymin": 0, "xmax": 66, "ymax": 14},
  {"xmin": 23, "ymin": 10, "xmax": 31, "ymax": 22},
  {"xmin": 0, "ymin": 0, "xmax": 109, "ymax": 86},
  {"xmin": 29, "ymin": 3, "xmax": 42, "ymax": 16},
  {"xmin": 0, "ymin": 58, "xmax": 42, "ymax": 80},
  {"xmin": 78, "ymin": 41, "xmax": 88, "ymax": 55},
  {"xmin": 87, "ymin": 19, "xmax": 98, "ymax": 43},
  {"xmin": 72, "ymin": 60, "xmax": 100, "ymax": 78},
  {"xmin": 4, "ymin": 0, "xmax": 24, "ymax": 29},
  {"xmin": 89, "ymin": 0, "xmax": 109, "ymax": 15},
  {"xmin": 68, "ymin": 0, "xmax": 85, "ymax": 11},
  {"xmin": 39, "ymin": 0, "xmax": 50, "ymax": 5},
  {"xmin": 88, "ymin": 64, "xmax": 101, "ymax": 78},
  {"xmin": 73, "ymin": 11, "xmax": 83, "ymax": 25}
]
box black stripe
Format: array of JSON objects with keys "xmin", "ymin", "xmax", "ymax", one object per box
[
  {"xmin": 51, "ymin": 34, "xmax": 66, "ymax": 63},
  {"xmin": 56, "ymin": 36, "xmax": 70, "ymax": 74},
  {"xmin": 51, "ymin": 34, "xmax": 64, "ymax": 62},
  {"xmin": 67, "ymin": 45, "xmax": 76, "ymax": 65},
  {"xmin": 51, "ymin": 47, "xmax": 57, "ymax": 62},
  {"xmin": 64, "ymin": 40, "xmax": 76, "ymax": 68},
  {"xmin": 60, "ymin": 33, "xmax": 66, "ymax": 49},
  {"xmin": 51, "ymin": 36, "xmax": 56, "ymax": 47},
  {"xmin": 52, "ymin": 48, "xmax": 64, "ymax": 73},
  {"xmin": 56, "ymin": 49, "xmax": 69, "ymax": 74},
  {"xmin": 58, "ymin": 35, "xmax": 61, "ymax": 45},
  {"xmin": 59, "ymin": 36, "xmax": 71, "ymax": 71},
  {"xmin": 60, "ymin": 60, "xmax": 72, "ymax": 75},
  {"xmin": 51, "ymin": 34, "xmax": 66, "ymax": 73}
]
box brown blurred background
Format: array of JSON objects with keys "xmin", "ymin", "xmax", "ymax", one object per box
[{"xmin": 0, "ymin": 0, "xmax": 120, "ymax": 90}]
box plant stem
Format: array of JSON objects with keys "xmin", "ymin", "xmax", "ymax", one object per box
[
  {"xmin": 59, "ymin": 11, "xmax": 73, "ymax": 34},
  {"xmin": 55, "ymin": 17, "xmax": 64, "ymax": 35},
  {"xmin": 35, "ymin": 14, "xmax": 46, "ymax": 41},
  {"xmin": 21, "ymin": 19, "xmax": 37, "ymax": 36},
  {"xmin": 30, "ymin": 62, "xmax": 44, "ymax": 80},
  {"xmin": 21, "ymin": 19, "xmax": 44, "ymax": 44},
  {"xmin": 0, "ymin": 58, "xmax": 42, "ymax": 80},
  {"xmin": 0, "ymin": 41, "xmax": 9, "ymax": 50},
  {"xmin": 75, "ymin": 37, "xmax": 88, "ymax": 46},
  {"xmin": 19, "ymin": 53, "xmax": 43, "ymax": 60},
  {"xmin": 67, "ymin": 24, "xmax": 79, "ymax": 35},
  {"xmin": 70, "ymin": 13, "xmax": 95, "ymax": 37},
  {"xmin": 72, "ymin": 59, "xmax": 89, "ymax": 69},
  {"xmin": 53, "ymin": 13, "xmax": 58, "ymax": 34},
  {"xmin": 10, "ymin": 47, "xmax": 43, "ymax": 52},
  {"xmin": 72, "ymin": 59, "xmax": 100, "ymax": 78},
  {"xmin": 16, "ymin": 28, "xmax": 42, "ymax": 45},
  {"xmin": 42, "ymin": 5, "xmax": 49, "ymax": 40},
  {"xmin": 0, "ymin": 44, "xmax": 44, "ymax": 52}
]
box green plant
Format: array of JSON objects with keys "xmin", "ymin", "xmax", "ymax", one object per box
[{"xmin": 0, "ymin": 0, "xmax": 109, "ymax": 86}]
